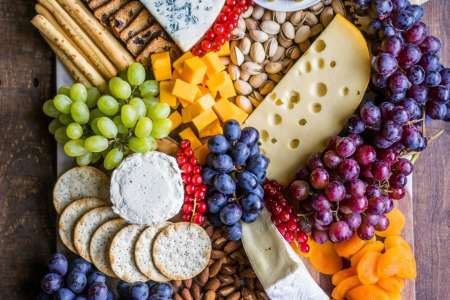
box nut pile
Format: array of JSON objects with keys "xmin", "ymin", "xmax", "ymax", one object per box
[
  {"xmin": 171, "ymin": 225, "xmax": 268, "ymax": 300},
  {"xmin": 227, "ymin": 0, "xmax": 346, "ymax": 113}
]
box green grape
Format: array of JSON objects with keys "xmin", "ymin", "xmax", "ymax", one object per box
[
  {"xmin": 109, "ymin": 77, "xmax": 131, "ymax": 100},
  {"xmin": 64, "ymin": 139, "xmax": 87, "ymax": 157},
  {"xmin": 97, "ymin": 95, "xmax": 119, "ymax": 116},
  {"xmin": 113, "ymin": 116, "xmax": 129, "ymax": 134},
  {"xmin": 128, "ymin": 136, "xmax": 157, "ymax": 153},
  {"xmin": 70, "ymin": 101, "xmax": 90, "ymax": 124},
  {"xmin": 84, "ymin": 135, "xmax": 109, "ymax": 153},
  {"xmin": 121, "ymin": 104, "xmax": 138, "ymax": 128},
  {"xmin": 66, "ymin": 122, "xmax": 84, "ymax": 139},
  {"xmin": 48, "ymin": 119, "xmax": 63, "ymax": 135},
  {"xmin": 90, "ymin": 108, "xmax": 105, "ymax": 121},
  {"xmin": 43, "ymin": 100, "xmax": 60, "ymax": 118},
  {"xmin": 76, "ymin": 152, "xmax": 92, "ymax": 166},
  {"xmin": 151, "ymin": 118, "xmax": 172, "ymax": 138},
  {"xmin": 53, "ymin": 94, "xmax": 72, "ymax": 114},
  {"xmin": 97, "ymin": 116, "xmax": 118, "ymax": 138},
  {"xmin": 91, "ymin": 152, "xmax": 102, "ymax": 163},
  {"xmin": 90, "ymin": 118, "xmax": 102, "ymax": 135},
  {"xmin": 70, "ymin": 83, "xmax": 88, "ymax": 102},
  {"xmin": 139, "ymin": 80, "xmax": 159, "ymax": 97},
  {"xmin": 142, "ymin": 96, "xmax": 158, "ymax": 110},
  {"xmin": 129, "ymin": 97, "xmax": 147, "ymax": 118},
  {"xmin": 86, "ymin": 87, "xmax": 101, "ymax": 108},
  {"xmin": 127, "ymin": 62, "xmax": 146, "ymax": 86},
  {"xmin": 147, "ymin": 102, "xmax": 170, "ymax": 120},
  {"xmin": 55, "ymin": 127, "xmax": 69, "ymax": 144},
  {"xmin": 134, "ymin": 117, "xmax": 153, "ymax": 138},
  {"xmin": 57, "ymin": 86, "xmax": 71, "ymax": 96},
  {"xmin": 59, "ymin": 114, "xmax": 74, "ymax": 126},
  {"xmin": 119, "ymin": 69, "xmax": 128, "ymax": 81},
  {"xmin": 104, "ymin": 148, "xmax": 124, "ymax": 170}
]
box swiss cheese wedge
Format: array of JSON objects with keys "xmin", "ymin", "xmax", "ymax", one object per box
[{"xmin": 244, "ymin": 14, "xmax": 370, "ymax": 185}]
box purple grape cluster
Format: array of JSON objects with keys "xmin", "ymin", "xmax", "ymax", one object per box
[
  {"xmin": 38, "ymin": 254, "xmax": 113, "ymax": 300},
  {"xmin": 116, "ymin": 280, "xmax": 173, "ymax": 300}
]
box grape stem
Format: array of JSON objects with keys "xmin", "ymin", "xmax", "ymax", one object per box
[{"xmin": 190, "ymin": 197, "xmax": 198, "ymax": 225}]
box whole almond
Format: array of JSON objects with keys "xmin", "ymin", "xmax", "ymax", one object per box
[
  {"xmin": 209, "ymin": 258, "xmax": 225, "ymax": 277},
  {"xmin": 226, "ymin": 291, "xmax": 241, "ymax": 300},
  {"xmin": 241, "ymin": 268, "xmax": 256, "ymax": 278},
  {"xmin": 224, "ymin": 241, "xmax": 241, "ymax": 254},
  {"xmin": 218, "ymin": 286, "xmax": 236, "ymax": 297},
  {"xmin": 218, "ymin": 274, "xmax": 234, "ymax": 286},
  {"xmin": 259, "ymin": 81, "xmax": 275, "ymax": 95},
  {"xmin": 206, "ymin": 277, "xmax": 221, "ymax": 291},
  {"xmin": 211, "ymin": 250, "xmax": 226, "ymax": 259},
  {"xmin": 214, "ymin": 237, "xmax": 227, "ymax": 248},
  {"xmin": 211, "ymin": 229, "xmax": 222, "ymax": 241},
  {"xmin": 183, "ymin": 279, "xmax": 192, "ymax": 289},
  {"xmin": 205, "ymin": 226, "xmax": 214, "ymax": 237},
  {"xmin": 191, "ymin": 282, "xmax": 201, "ymax": 300},
  {"xmin": 181, "ymin": 288, "xmax": 193, "ymax": 300},
  {"xmin": 173, "ymin": 293, "xmax": 183, "ymax": 300},
  {"xmin": 204, "ymin": 290, "xmax": 216, "ymax": 300},
  {"xmin": 197, "ymin": 267, "xmax": 209, "ymax": 286},
  {"xmin": 269, "ymin": 73, "xmax": 283, "ymax": 83},
  {"xmin": 261, "ymin": 20, "xmax": 280, "ymax": 35}
]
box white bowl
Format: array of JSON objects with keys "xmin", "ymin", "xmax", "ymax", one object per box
[{"xmin": 254, "ymin": 0, "xmax": 321, "ymax": 12}]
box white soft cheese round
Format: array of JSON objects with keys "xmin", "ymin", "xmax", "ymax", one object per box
[{"xmin": 110, "ymin": 152, "xmax": 184, "ymax": 225}]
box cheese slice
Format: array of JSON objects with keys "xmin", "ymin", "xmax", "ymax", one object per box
[
  {"xmin": 242, "ymin": 209, "xmax": 329, "ymax": 300},
  {"xmin": 140, "ymin": 0, "xmax": 225, "ymax": 52},
  {"xmin": 244, "ymin": 15, "xmax": 370, "ymax": 185},
  {"xmin": 410, "ymin": 0, "xmax": 430, "ymax": 4}
]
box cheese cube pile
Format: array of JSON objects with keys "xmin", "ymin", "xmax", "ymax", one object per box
[{"xmin": 151, "ymin": 43, "xmax": 248, "ymax": 163}]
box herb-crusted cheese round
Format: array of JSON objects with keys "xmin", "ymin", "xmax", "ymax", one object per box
[{"xmin": 110, "ymin": 152, "xmax": 184, "ymax": 225}]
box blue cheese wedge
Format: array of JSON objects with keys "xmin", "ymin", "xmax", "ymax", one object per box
[
  {"xmin": 242, "ymin": 209, "xmax": 329, "ymax": 300},
  {"xmin": 110, "ymin": 152, "xmax": 184, "ymax": 225},
  {"xmin": 140, "ymin": 0, "xmax": 225, "ymax": 52}
]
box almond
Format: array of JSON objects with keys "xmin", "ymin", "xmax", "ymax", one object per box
[
  {"xmin": 213, "ymin": 237, "xmax": 227, "ymax": 249},
  {"xmin": 173, "ymin": 280, "xmax": 183, "ymax": 290},
  {"xmin": 226, "ymin": 291, "xmax": 241, "ymax": 300},
  {"xmin": 220, "ymin": 265, "xmax": 237, "ymax": 275},
  {"xmin": 204, "ymin": 290, "xmax": 216, "ymax": 300},
  {"xmin": 218, "ymin": 286, "xmax": 236, "ymax": 297},
  {"xmin": 191, "ymin": 282, "xmax": 201, "ymax": 300},
  {"xmin": 205, "ymin": 278, "xmax": 221, "ymax": 291},
  {"xmin": 183, "ymin": 278, "xmax": 192, "ymax": 289},
  {"xmin": 218, "ymin": 274, "xmax": 234, "ymax": 286},
  {"xmin": 209, "ymin": 257, "xmax": 225, "ymax": 277},
  {"xmin": 197, "ymin": 267, "xmax": 209, "ymax": 286},
  {"xmin": 224, "ymin": 241, "xmax": 241, "ymax": 254},
  {"xmin": 181, "ymin": 288, "xmax": 193, "ymax": 300},
  {"xmin": 211, "ymin": 250, "xmax": 225, "ymax": 259},
  {"xmin": 173, "ymin": 293, "xmax": 183, "ymax": 300}
]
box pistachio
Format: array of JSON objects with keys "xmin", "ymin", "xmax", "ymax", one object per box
[
  {"xmin": 237, "ymin": 18, "xmax": 246, "ymax": 32},
  {"xmin": 231, "ymin": 28, "xmax": 245, "ymax": 40},
  {"xmin": 269, "ymin": 73, "xmax": 283, "ymax": 83},
  {"xmin": 230, "ymin": 46, "xmax": 244, "ymax": 66},
  {"xmin": 278, "ymin": 35, "xmax": 293, "ymax": 48},
  {"xmin": 261, "ymin": 11, "xmax": 272, "ymax": 21},
  {"xmin": 295, "ymin": 25, "xmax": 311, "ymax": 43},
  {"xmin": 304, "ymin": 12, "xmax": 319, "ymax": 26},
  {"xmin": 290, "ymin": 10, "xmax": 306, "ymax": 26},
  {"xmin": 264, "ymin": 38, "xmax": 278, "ymax": 58},
  {"xmin": 272, "ymin": 46, "xmax": 285, "ymax": 62},
  {"xmin": 311, "ymin": 24, "xmax": 324, "ymax": 36},
  {"xmin": 252, "ymin": 90, "xmax": 263, "ymax": 101},
  {"xmin": 236, "ymin": 96, "xmax": 254, "ymax": 113},
  {"xmin": 299, "ymin": 40, "xmax": 311, "ymax": 52},
  {"xmin": 241, "ymin": 62, "xmax": 263, "ymax": 75},
  {"xmin": 259, "ymin": 81, "xmax": 275, "ymax": 95},
  {"xmin": 251, "ymin": 5, "xmax": 264, "ymax": 20},
  {"xmin": 228, "ymin": 65, "xmax": 240, "ymax": 81},
  {"xmin": 281, "ymin": 22, "xmax": 295, "ymax": 40},
  {"xmin": 249, "ymin": 30, "xmax": 269, "ymax": 43},
  {"xmin": 281, "ymin": 58, "xmax": 294, "ymax": 72},
  {"xmin": 286, "ymin": 46, "xmax": 301, "ymax": 60},
  {"xmin": 245, "ymin": 18, "xmax": 258, "ymax": 31},
  {"xmin": 260, "ymin": 20, "xmax": 280, "ymax": 35},
  {"xmin": 239, "ymin": 37, "xmax": 252, "ymax": 55},
  {"xmin": 220, "ymin": 56, "xmax": 230, "ymax": 66},
  {"xmin": 235, "ymin": 80, "xmax": 253, "ymax": 96},
  {"xmin": 264, "ymin": 62, "xmax": 282, "ymax": 74},
  {"xmin": 332, "ymin": 0, "xmax": 346, "ymax": 16},
  {"xmin": 242, "ymin": 6, "xmax": 254, "ymax": 18},
  {"xmin": 249, "ymin": 73, "xmax": 268, "ymax": 89},
  {"xmin": 274, "ymin": 11, "xmax": 287, "ymax": 24},
  {"xmin": 320, "ymin": 7, "xmax": 335, "ymax": 27},
  {"xmin": 250, "ymin": 42, "xmax": 265, "ymax": 64},
  {"xmin": 310, "ymin": 2, "xmax": 325, "ymax": 15}
]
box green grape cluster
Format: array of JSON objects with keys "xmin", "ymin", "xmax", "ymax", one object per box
[{"xmin": 43, "ymin": 62, "xmax": 172, "ymax": 170}]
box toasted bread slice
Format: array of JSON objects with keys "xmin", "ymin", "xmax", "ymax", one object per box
[
  {"xmin": 152, "ymin": 222, "xmax": 211, "ymax": 280},
  {"xmin": 126, "ymin": 23, "xmax": 164, "ymax": 56},
  {"xmin": 94, "ymin": 0, "xmax": 129, "ymax": 24},
  {"xmin": 110, "ymin": 1, "xmax": 143, "ymax": 35},
  {"xmin": 119, "ymin": 9, "xmax": 153, "ymax": 42}
]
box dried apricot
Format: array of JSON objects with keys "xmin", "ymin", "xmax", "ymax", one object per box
[
  {"xmin": 376, "ymin": 208, "xmax": 405, "ymax": 237},
  {"xmin": 347, "ymin": 285, "xmax": 390, "ymax": 300},
  {"xmin": 377, "ymin": 246, "xmax": 405, "ymax": 278},
  {"xmin": 309, "ymin": 241, "xmax": 343, "ymax": 275},
  {"xmin": 334, "ymin": 234, "xmax": 367, "ymax": 257},
  {"xmin": 397, "ymin": 257, "xmax": 417, "ymax": 279},
  {"xmin": 331, "ymin": 275, "xmax": 361, "ymax": 299},
  {"xmin": 350, "ymin": 240, "xmax": 384, "ymax": 267},
  {"xmin": 385, "ymin": 291, "xmax": 402, "ymax": 300},
  {"xmin": 357, "ymin": 251, "xmax": 381, "ymax": 285},
  {"xmin": 332, "ymin": 267, "xmax": 356, "ymax": 286},
  {"xmin": 384, "ymin": 235, "xmax": 412, "ymax": 253},
  {"xmin": 377, "ymin": 276, "xmax": 405, "ymax": 293}
]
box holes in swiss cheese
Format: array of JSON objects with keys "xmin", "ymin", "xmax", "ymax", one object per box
[
  {"xmin": 314, "ymin": 39, "xmax": 326, "ymax": 52},
  {"xmin": 269, "ymin": 113, "xmax": 282, "ymax": 126},
  {"xmin": 298, "ymin": 119, "xmax": 307, "ymax": 126},
  {"xmin": 261, "ymin": 130, "xmax": 269, "ymax": 142},
  {"xmin": 275, "ymin": 99, "xmax": 284, "ymax": 106},
  {"xmin": 289, "ymin": 139, "xmax": 300, "ymax": 150},
  {"xmin": 271, "ymin": 138, "xmax": 277, "ymax": 144},
  {"xmin": 313, "ymin": 82, "xmax": 327, "ymax": 97},
  {"xmin": 341, "ymin": 86, "xmax": 350, "ymax": 96},
  {"xmin": 311, "ymin": 103, "xmax": 322, "ymax": 113},
  {"xmin": 300, "ymin": 61, "xmax": 312, "ymax": 73},
  {"xmin": 330, "ymin": 60, "xmax": 337, "ymax": 68},
  {"xmin": 288, "ymin": 91, "xmax": 300, "ymax": 109}
]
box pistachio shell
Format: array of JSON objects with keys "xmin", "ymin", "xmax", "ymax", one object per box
[
  {"xmin": 251, "ymin": 5, "xmax": 264, "ymax": 20},
  {"xmin": 262, "ymin": 11, "xmax": 273, "ymax": 21},
  {"xmin": 260, "ymin": 20, "xmax": 280, "ymax": 35},
  {"xmin": 310, "ymin": 2, "xmax": 325, "ymax": 15},
  {"xmin": 236, "ymin": 96, "xmax": 253, "ymax": 113},
  {"xmin": 242, "ymin": 6, "xmax": 254, "ymax": 18},
  {"xmin": 234, "ymin": 80, "xmax": 253, "ymax": 96},
  {"xmin": 281, "ymin": 22, "xmax": 295, "ymax": 40},
  {"xmin": 249, "ymin": 30, "xmax": 269, "ymax": 43},
  {"xmin": 264, "ymin": 62, "xmax": 282, "ymax": 74},
  {"xmin": 274, "ymin": 11, "xmax": 287, "ymax": 24},
  {"xmin": 272, "ymin": 46, "xmax": 286, "ymax": 62},
  {"xmin": 320, "ymin": 7, "xmax": 335, "ymax": 27},
  {"xmin": 259, "ymin": 81, "xmax": 275, "ymax": 96},
  {"xmin": 241, "ymin": 62, "xmax": 263, "ymax": 75},
  {"xmin": 311, "ymin": 24, "xmax": 324, "ymax": 36},
  {"xmin": 245, "ymin": 18, "xmax": 258, "ymax": 31},
  {"xmin": 295, "ymin": 25, "xmax": 311, "ymax": 43},
  {"xmin": 239, "ymin": 37, "xmax": 251, "ymax": 55},
  {"xmin": 278, "ymin": 35, "xmax": 293, "ymax": 48},
  {"xmin": 230, "ymin": 46, "xmax": 244, "ymax": 66},
  {"xmin": 304, "ymin": 12, "xmax": 319, "ymax": 26},
  {"xmin": 269, "ymin": 73, "xmax": 283, "ymax": 83},
  {"xmin": 250, "ymin": 42, "xmax": 265, "ymax": 64},
  {"xmin": 228, "ymin": 65, "xmax": 240, "ymax": 81},
  {"xmin": 264, "ymin": 38, "xmax": 278, "ymax": 58},
  {"xmin": 290, "ymin": 11, "xmax": 306, "ymax": 26},
  {"xmin": 249, "ymin": 73, "xmax": 268, "ymax": 89},
  {"xmin": 286, "ymin": 46, "xmax": 301, "ymax": 60},
  {"xmin": 332, "ymin": 0, "xmax": 346, "ymax": 16}
]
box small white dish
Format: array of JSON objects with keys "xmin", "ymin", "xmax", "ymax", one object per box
[{"xmin": 254, "ymin": 0, "xmax": 321, "ymax": 12}]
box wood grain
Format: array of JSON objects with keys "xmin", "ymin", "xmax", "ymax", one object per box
[{"xmin": 0, "ymin": 0, "xmax": 448, "ymax": 299}]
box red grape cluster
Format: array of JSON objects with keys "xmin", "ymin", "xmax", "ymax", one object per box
[
  {"xmin": 264, "ymin": 180, "xmax": 309, "ymax": 253},
  {"xmin": 191, "ymin": 0, "xmax": 253, "ymax": 56},
  {"xmin": 177, "ymin": 140, "xmax": 207, "ymax": 225}
]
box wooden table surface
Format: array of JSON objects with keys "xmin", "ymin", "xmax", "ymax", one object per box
[{"xmin": 0, "ymin": 0, "xmax": 448, "ymax": 299}]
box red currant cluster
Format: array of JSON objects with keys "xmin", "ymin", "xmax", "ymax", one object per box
[
  {"xmin": 191, "ymin": 0, "xmax": 253, "ymax": 56},
  {"xmin": 264, "ymin": 180, "xmax": 309, "ymax": 253},
  {"xmin": 177, "ymin": 140, "xmax": 207, "ymax": 225}
]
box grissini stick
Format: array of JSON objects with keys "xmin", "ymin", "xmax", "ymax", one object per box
[
  {"xmin": 44, "ymin": 36, "xmax": 92, "ymax": 87},
  {"xmin": 38, "ymin": 0, "xmax": 117, "ymax": 79},
  {"xmin": 31, "ymin": 15, "xmax": 107, "ymax": 90},
  {"xmin": 56, "ymin": 0, "xmax": 134, "ymax": 71}
]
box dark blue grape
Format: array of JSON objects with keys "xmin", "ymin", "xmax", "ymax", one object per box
[
  {"xmin": 207, "ymin": 213, "xmax": 223, "ymax": 227},
  {"xmin": 219, "ymin": 203, "xmax": 242, "ymax": 225},
  {"xmin": 87, "ymin": 283, "xmax": 108, "ymax": 300},
  {"xmin": 130, "ymin": 282, "xmax": 149, "ymax": 300},
  {"xmin": 400, "ymin": 98, "xmax": 422, "ymax": 120},
  {"xmin": 381, "ymin": 120, "xmax": 402, "ymax": 142},
  {"xmin": 241, "ymin": 211, "xmax": 260, "ymax": 223},
  {"xmin": 149, "ymin": 283, "xmax": 173, "ymax": 300},
  {"xmin": 382, "ymin": 24, "xmax": 397, "ymax": 37},
  {"xmin": 41, "ymin": 273, "xmax": 63, "ymax": 294},
  {"xmin": 425, "ymin": 71, "xmax": 442, "ymax": 87},
  {"xmin": 208, "ymin": 135, "xmax": 230, "ymax": 154},
  {"xmin": 66, "ymin": 271, "xmax": 87, "ymax": 294},
  {"xmin": 444, "ymin": 104, "xmax": 450, "ymax": 121},
  {"xmin": 48, "ymin": 253, "xmax": 68, "ymax": 276},
  {"xmin": 236, "ymin": 171, "xmax": 258, "ymax": 192},
  {"xmin": 346, "ymin": 115, "xmax": 366, "ymax": 134},
  {"xmin": 116, "ymin": 281, "xmax": 130, "ymax": 299},
  {"xmin": 87, "ymin": 272, "xmax": 106, "ymax": 286},
  {"xmin": 106, "ymin": 291, "xmax": 114, "ymax": 300},
  {"xmin": 388, "ymin": 90, "xmax": 407, "ymax": 103},
  {"xmin": 430, "ymin": 86, "xmax": 449, "ymax": 104},
  {"xmin": 405, "ymin": 4, "xmax": 424, "ymax": 22},
  {"xmin": 374, "ymin": 134, "xmax": 394, "ymax": 149},
  {"xmin": 252, "ymin": 184, "xmax": 264, "ymax": 199},
  {"xmin": 207, "ymin": 193, "xmax": 228, "ymax": 214},
  {"xmin": 248, "ymin": 143, "xmax": 260, "ymax": 157},
  {"xmin": 407, "ymin": 65, "xmax": 425, "ymax": 85},
  {"xmin": 54, "ymin": 288, "xmax": 76, "ymax": 300},
  {"xmin": 407, "ymin": 84, "xmax": 428, "ymax": 104},
  {"xmin": 388, "ymin": 71, "xmax": 411, "ymax": 93},
  {"xmin": 391, "ymin": 0, "xmax": 408, "ymax": 11},
  {"xmin": 381, "ymin": 35, "xmax": 403, "ymax": 56},
  {"xmin": 440, "ymin": 68, "xmax": 450, "ymax": 87},
  {"xmin": 214, "ymin": 174, "xmax": 236, "ymax": 194},
  {"xmin": 252, "ymin": 169, "xmax": 267, "ymax": 183},
  {"xmin": 373, "ymin": 53, "xmax": 397, "ymax": 76},
  {"xmin": 426, "ymin": 101, "xmax": 447, "ymax": 120},
  {"xmin": 360, "ymin": 101, "xmax": 381, "ymax": 126},
  {"xmin": 420, "ymin": 35, "xmax": 442, "ymax": 54},
  {"xmin": 225, "ymin": 222, "xmax": 242, "ymax": 240},
  {"xmin": 241, "ymin": 193, "xmax": 263, "ymax": 213},
  {"xmin": 402, "ymin": 126, "xmax": 422, "ymax": 150},
  {"xmin": 239, "ymin": 127, "xmax": 259, "ymax": 145},
  {"xmin": 201, "ymin": 167, "xmax": 217, "ymax": 185},
  {"xmin": 211, "ymin": 154, "xmax": 234, "ymax": 173},
  {"xmin": 372, "ymin": 73, "xmax": 388, "ymax": 89},
  {"xmin": 391, "ymin": 106, "xmax": 409, "ymax": 125},
  {"xmin": 70, "ymin": 258, "xmax": 92, "ymax": 274},
  {"xmin": 223, "ymin": 119, "xmax": 241, "ymax": 142},
  {"xmin": 246, "ymin": 154, "xmax": 269, "ymax": 175},
  {"xmin": 37, "ymin": 292, "xmax": 50, "ymax": 300},
  {"xmin": 419, "ymin": 53, "xmax": 440, "ymax": 72},
  {"xmin": 372, "ymin": 0, "xmax": 393, "ymax": 19},
  {"xmin": 75, "ymin": 297, "xmax": 87, "ymax": 300},
  {"xmin": 231, "ymin": 142, "xmax": 250, "ymax": 166},
  {"xmin": 392, "ymin": 10, "xmax": 414, "ymax": 31}
]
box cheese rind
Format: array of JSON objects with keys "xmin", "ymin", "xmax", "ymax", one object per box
[{"xmin": 244, "ymin": 15, "xmax": 370, "ymax": 185}]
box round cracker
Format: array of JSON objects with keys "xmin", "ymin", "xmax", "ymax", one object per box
[
  {"xmin": 53, "ymin": 166, "xmax": 109, "ymax": 214},
  {"xmin": 74, "ymin": 206, "xmax": 118, "ymax": 262},
  {"xmin": 109, "ymin": 224, "xmax": 149, "ymax": 283},
  {"xmin": 152, "ymin": 222, "xmax": 211, "ymax": 280},
  {"xmin": 90, "ymin": 218, "xmax": 127, "ymax": 278},
  {"xmin": 134, "ymin": 222, "xmax": 171, "ymax": 282},
  {"xmin": 58, "ymin": 198, "xmax": 105, "ymax": 253}
]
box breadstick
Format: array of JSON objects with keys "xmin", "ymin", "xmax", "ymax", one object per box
[
  {"xmin": 38, "ymin": 0, "xmax": 117, "ymax": 79},
  {"xmin": 44, "ymin": 37, "xmax": 92, "ymax": 87},
  {"xmin": 31, "ymin": 15, "xmax": 107, "ymax": 90},
  {"xmin": 56, "ymin": 0, "xmax": 134, "ymax": 71}
]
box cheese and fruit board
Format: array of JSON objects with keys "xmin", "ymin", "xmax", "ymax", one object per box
[{"xmin": 32, "ymin": 0, "xmax": 449, "ymax": 299}]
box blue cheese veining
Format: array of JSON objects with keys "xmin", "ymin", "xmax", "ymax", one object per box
[{"xmin": 140, "ymin": 0, "xmax": 225, "ymax": 52}]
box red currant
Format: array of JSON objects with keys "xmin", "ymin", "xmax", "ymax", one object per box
[
  {"xmin": 184, "ymin": 195, "xmax": 194, "ymax": 204},
  {"xmin": 201, "ymin": 40, "xmax": 212, "ymax": 52},
  {"xmin": 300, "ymin": 243, "xmax": 310, "ymax": 253},
  {"xmin": 193, "ymin": 165, "xmax": 202, "ymax": 174},
  {"xmin": 284, "ymin": 231, "xmax": 294, "ymax": 242},
  {"xmin": 195, "ymin": 189, "xmax": 206, "ymax": 200},
  {"xmin": 180, "ymin": 140, "xmax": 191, "ymax": 149},
  {"xmin": 226, "ymin": 0, "xmax": 236, "ymax": 6},
  {"xmin": 185, "ymin": 184, "xmax": 196, "ymax": 195},
  {"xmin": 184, "ymin": 147, "xmax": 194, "ymax": 157},
  {"xmin": 213, "ymin": 23, "xmax": 226, "ymax": 35},
  {"xmin": 192, "ymin": 174, "xmax": 203, "ymax": 185},
  {"xmin": 182, "ymin": 204, "xmax": 193, "ymax": 214},
  {"xmin": 206, "ymin": 30, "xmax": 215, "ymax": 40},
  {"xmin": 214, "ymin": 35, "xmax": 226, "ymax": 45},
  {"xmin": 297, "ymin": 232, "xmax": 308, "ymax": 243},
  {"xmin": 197, "ymin": 202, "xmax": 207, "ymax": 214},
  {"xmin": 218, "ymin": 14, "xmax": 228, "ymax": 23},
  {"xmin": 177, "ymin": 155, "xmax": 187, "ymax": 165},
  {"xmin": 182, "ymin": 213, "xmax": 191, "ymax": 222}
]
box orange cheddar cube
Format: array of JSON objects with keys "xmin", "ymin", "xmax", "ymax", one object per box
[
  {"xmin": 173, "ymin": 52, "xmax": 194, "ymax": 71},
  {"xmin": 198, "ymin": 86, "xmax": 210, "ymax": 97},
  {"xmin": 199, "ymin": 120, "xmax": 223, "ymax": 138},
  {"xmin": 213, "ymin": 99, "xmax": 249, "ymax": 124},
  {"xmin": 219, "ymin": 78, "xmax": 236, "ymax": 99},
  {"xmin": 181, "ymin": 56, "xmax": 207, "ymax": 85},
  {"xmin": 203, "ymin": 52, "xmax": 225, "ymax": 77},
  {"xmin": 216, "ymin": 42, "xmax": 230, "ymax": 56},
  {"xmin": 179, "ymin": 127, "xmax": 202, "ymax": 150},
  {"xmin": 206, "ymin": 71, "xmax": 228, "ymax": 98},
  {"xmin": 159, "ymin": 81, "xmax": 177, "ymax": 108},
  {"xmin": 181, "ymin": 106, "xmax": 193, "ymax": 123},
  {"xmin": 169, "ymin": 111, "xmax": 182, "ymax": 131},
  {"xmin": 191, "ymin": 93, "xmax": 216, "ymax": 116},
  {"xmin": 172, "ymin": 79, "xmax": 198, "ymax": 103},
  {"xmin": 194, "ymin": 144, "xmax": 209, "ymax": 165},
  {"xmin": 151, "ymin": 52, "xmax": 172, "ymax": 81},
  {"xmin": 192, "ymin": 109, "xmax": 218, "ymax": 133},
  {"xmin": 178, "ymin": 98, "xmax": 192, "ymax": 108}
]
